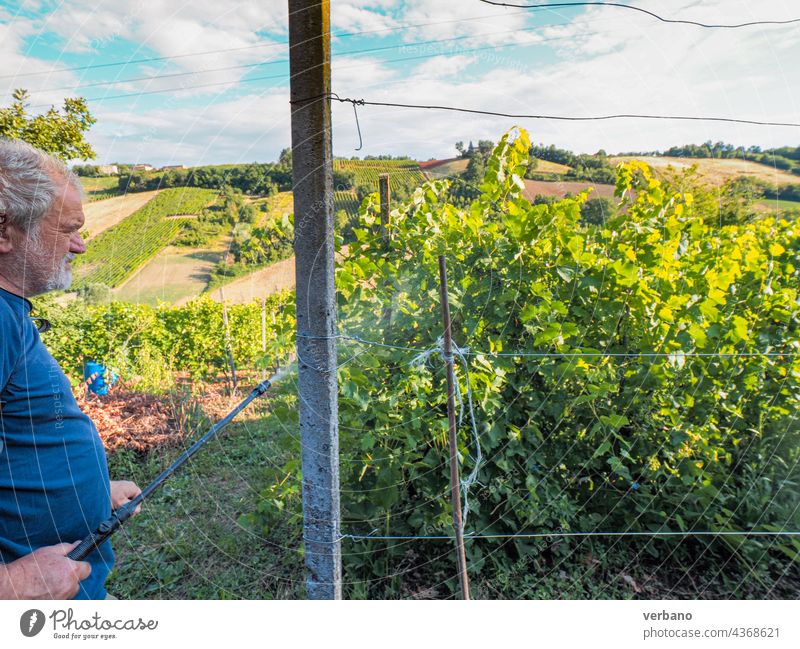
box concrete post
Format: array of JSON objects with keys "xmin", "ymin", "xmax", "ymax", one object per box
[{"xmin": 288, "ymin": 0, "xmax": 342, "ymax": 600}]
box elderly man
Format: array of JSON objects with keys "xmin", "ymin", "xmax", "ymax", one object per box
[{"xmin": 0, "ymin": 138, "xmax": 141, "ymax": 599}]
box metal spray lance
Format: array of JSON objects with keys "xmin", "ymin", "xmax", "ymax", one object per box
[{"xmin": 67, "ymin": 375, "xmax": 282, "ymax": 562}]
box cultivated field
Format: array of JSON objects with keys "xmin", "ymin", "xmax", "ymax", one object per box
[
  {"xmin": 755, "ymin": 198, "xmax": 800, "ymax": 215},
  {"xmin": 523, "ymin": 179, "xmax": 615, "ymax": 200},
  {"xmin": 252, "ymin": 191, "xmax": 293, "ymax": 227},
  {"xmin": 82, "ymin": 190, "xmax": 161, "ymax": 240},
  {"xmin": 115, "ymin": 242, "xmax": 228, "ymax": 306},
  {"xmin": 214, "ymin": 245, "xmax": 350, "ymax": 304},
  {"xmin": 73, "ymin": 188, "xmax": 219, "ymax": 290},
  {"xmin": 610, "ymin": 156, "xmax": 800, "ymax": 186},
  {"xmin": 211, "ymin": 255, "xmax": 296, "ymax": 304},
  {"xmin": 423, "ymin": 156, "xmax": 570, "ymax": 179},
  {"xmin": 422, "ymin": 157, "xmax": 469, "ymax": 178}
]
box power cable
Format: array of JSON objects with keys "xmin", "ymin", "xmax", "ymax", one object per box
[{"xmin": 478, "ymin": 1, "xmax": 800, "ymax": 29}]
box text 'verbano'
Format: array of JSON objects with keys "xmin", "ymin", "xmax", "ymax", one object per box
[{"xmin": 643, "ymin": 611, "xmax": 693, "ymax": 621}]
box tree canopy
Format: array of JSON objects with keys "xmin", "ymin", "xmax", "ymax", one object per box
[{"xmin": 0, "ymin": 88, "xmax": 96, "ymax": 161}]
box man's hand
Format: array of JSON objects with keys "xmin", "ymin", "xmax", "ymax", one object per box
[
  {"xmin": 0, "ymin": 542, "xmax": 91, "ymax": 599},
  {"xmin": 110, "ymin": 480, "xmax": 142, "ymax": 514}
]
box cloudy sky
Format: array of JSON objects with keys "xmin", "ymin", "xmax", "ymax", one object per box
[{"xmin": 1, "ymin": 0, "xmax": 799, "ymax": 166}]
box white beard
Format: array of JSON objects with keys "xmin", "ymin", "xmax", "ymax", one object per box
[{"xmin": 22, "ymin": 237, "xmax": 75, "ymax": 295}]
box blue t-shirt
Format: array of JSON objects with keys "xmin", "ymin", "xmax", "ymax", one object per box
[{"xmin": 0, "ymin": 287, "xmax": 114, "ymax": 599}]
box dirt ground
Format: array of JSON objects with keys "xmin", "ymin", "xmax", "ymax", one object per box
[{"xmin": 82, "ymin": 190, "xmax": 161, "ymax": 240}]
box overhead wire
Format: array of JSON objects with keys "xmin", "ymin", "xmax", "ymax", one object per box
[
  {"xmin": 318, "ymin": 95, "xmax": 800, "ymax": 128},
  {"xmin": 0, "ymin": 8, "xmax": 534, "ymax": 81},
  {"xmin": 478, "ymin": 0, "xmax": 800, "ymax": 29},
  {"xmin": 26, "ymin": 33, "xmax": 587, "ymax": 108},
  {"xmin": 18, "ymin": 20, "xmax": 595, "ymax": 96}
]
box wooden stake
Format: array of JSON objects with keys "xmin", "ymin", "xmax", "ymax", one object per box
[
  {"xmin": 379, "ymin": 173, "xmax": 391, "ymax": 244},
  {"xmin": 219, "ymin": 286, "xmax": 238, "ymax": 393},
  {"xmin": 438, "ymin": 254, "xmax": 471, "ymax": 600},
  {"xmin": 261, "ymin": 297, "xmax": 267, "ymax": 380},
  {"xmin": 379, "ymin": 173, "xmax": 393, "ymax": 335}
]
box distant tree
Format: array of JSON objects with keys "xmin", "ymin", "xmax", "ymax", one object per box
[
  {"xmin": 0, "ymin": 88, "xmax": 96, "ymax": 161},
  {"xmin": 278, "ymin": 147, "xmax": 292, "ymax": 167},
  {"xmin": 477, "ymin": 139, "xmax": 494, "ymax": 157},
  {"xmin": 580, "ymin": 197, "xmax": 615, "ymax": 226},
  {"xmin": 72, "ymin": 164, "xmax": 100, "ymax": 177},
  {"xmin": 77, "ymin": 283, "xmax": 112, "ymax": 304},
  {"xmin": 463, "ymin": 154, "xmax": 485, "ymax": 185},
  {"xmin": 455, "ymin": 141, "xmax": 465, "ymax": 157}
]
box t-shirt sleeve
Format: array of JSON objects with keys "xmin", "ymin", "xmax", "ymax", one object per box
[{"xmin": 0, "ymin": 302, "xmax": 23, "ymax": 393}]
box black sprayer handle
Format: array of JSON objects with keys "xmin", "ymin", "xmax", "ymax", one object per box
[
  {"xmin": 67, "ymin": 501, "xmax": 139, "ymax": 561},
  {"xmin": 66, "ymin": 379, "xmax": 273, "ymax": 562}
]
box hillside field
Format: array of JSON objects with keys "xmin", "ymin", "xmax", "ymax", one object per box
[
  {"xmin": 82, "ymin": 190, "xmax": 161, "ymax": 240},
  {"xmin": 423, "ymin": 156, "xmax": 571, "ymax": 179},
  {"xmin": 610, "ymin": 155, "xmax": 800, "ymax": 186},
  {"xmin": 114, "ymin": 242, "xmax": 228, "ymax": 306},
  {"xmin": 73, "ymin": 187, "xmax": 219, "ymax": 289},
  {"xmin": 79, "ymin": 175, "xmax": 120, "ymax": 201},
  {"xmin": 524, "ymin": 179, "xmax": 615, "ymax": 200}
]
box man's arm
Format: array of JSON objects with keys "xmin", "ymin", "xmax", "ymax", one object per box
[{"xmin": 0, "ymin": 542, "xmax": 92, "ymax": 599}]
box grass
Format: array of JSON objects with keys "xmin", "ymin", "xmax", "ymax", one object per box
[
  {"xmin": 250, "ymin": 191, "xmax": 294, "ymax": 227},
  {"xmin": 104, "ymin": 385, "xmax": 305, "ymax": 599},
  {"xmin": 756, "ymin": 198, "xmax": 800, "ymax": 214},
  {"xmin": 533, "ymin": 159, "xmax": 571, "ymax": 174}
]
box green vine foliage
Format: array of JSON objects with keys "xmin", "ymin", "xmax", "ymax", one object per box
[
  {"xmin": 249, "ymin": 128, "xmax": 800, "ymax": 596},
  {"xmin": 35, "ymin": 294, "xmax": 296, "ymax": 384}
]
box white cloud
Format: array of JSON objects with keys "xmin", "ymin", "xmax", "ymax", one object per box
[
  {"xmin": 413, "ymin": 55, "xmax": 477, "ymax": 80},
  {"xmin": 4, "ymin": 0, "xmax": 800, "ymax": 165},
  {"xmin": 332, "ymin": 2, "xmax": 400, "ymax": 35}
]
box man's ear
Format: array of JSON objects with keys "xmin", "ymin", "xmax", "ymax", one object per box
[{"xmin": 0, "ymin": 215, "xmax": 12, "ymax": 254}]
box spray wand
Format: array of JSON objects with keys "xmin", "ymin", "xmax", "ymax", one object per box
[{"xmin": 67, "ymin": 375, "xmax": 282, "ymax": 562}]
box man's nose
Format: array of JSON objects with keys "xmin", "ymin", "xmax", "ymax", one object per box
[{"xmin": 69, "ymin": 232, "xmax": 87, "ymax": 254}]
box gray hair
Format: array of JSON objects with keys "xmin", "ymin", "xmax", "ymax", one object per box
[{"xmin": 0, "ymin": 138, "xmax": 82, "ymax": 235}]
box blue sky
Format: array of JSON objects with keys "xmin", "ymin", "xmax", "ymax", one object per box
[{"xmin": 1, "ymin": 1, "xmax": 799, "ymax": 166}]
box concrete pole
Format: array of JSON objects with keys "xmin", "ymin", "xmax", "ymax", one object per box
[{"xmin": 288, "ymin": 0, "xmax": 342, "ymax": 600}]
